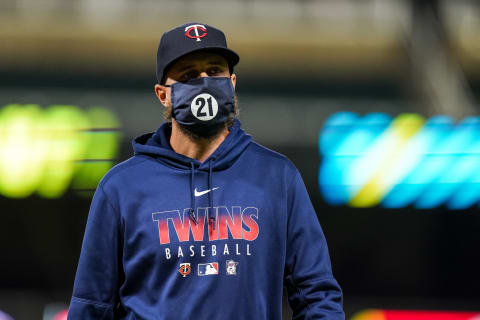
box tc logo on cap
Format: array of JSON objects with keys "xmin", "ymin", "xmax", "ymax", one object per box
[{"xmin": 185, "ymin": 24, "xmax": 207, "ymax": 42}]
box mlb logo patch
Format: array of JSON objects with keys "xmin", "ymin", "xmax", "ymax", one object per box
[{"xmin": 198, "ymin": 262, "xmax": 219, "ymax": 276}]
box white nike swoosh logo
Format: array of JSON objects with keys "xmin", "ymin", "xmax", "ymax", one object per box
[{"xmin": 194, "ymin": 187, "xmax": 219, "ymax": 197}]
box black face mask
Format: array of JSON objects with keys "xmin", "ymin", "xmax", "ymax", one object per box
[{"xmin": 169, "ymin": 77, "xmax": 235, "ymax": 138}]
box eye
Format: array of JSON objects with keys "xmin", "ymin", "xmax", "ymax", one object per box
[
  {"xmin": 179, "ymin": 70, "xmax": 199, "ymax": 82},
  {"xmin": 208, "ymin": 67, "xmax": 225, "ymax": 76}
]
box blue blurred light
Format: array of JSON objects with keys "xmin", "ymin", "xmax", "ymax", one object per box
[
  {"xmin": 319, "ymin": 112, "xmax": 392, "ymax": 205},
  {"xmin": 319, "ymin": 112, "xmax": 480, "ymax": 210}
]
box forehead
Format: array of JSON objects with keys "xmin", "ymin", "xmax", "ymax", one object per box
[{"xmin": 169, "ymin": 51, "xmax": 228, "ymax": 71}]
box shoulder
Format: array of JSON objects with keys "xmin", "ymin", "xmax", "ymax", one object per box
[
  {"xmin": 248, "ymin": 141, "xmax": 295, "ymax": 165},
  {"xmin": 246, "ymin": 141, "xmax": 298, "ymax": 175},
  {"xmin": 98, "ymin": 156, "xmax": 149, "ymax": 189}
]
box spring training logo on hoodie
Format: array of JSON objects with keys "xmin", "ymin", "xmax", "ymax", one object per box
[{"xmin": 152, "ymin": 206, "xmax": 259, "ymax": 260}]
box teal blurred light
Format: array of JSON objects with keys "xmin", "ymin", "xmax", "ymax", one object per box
[{"xmin": 319, "ymin": 112, "xmax": 480, "ymax": 210}]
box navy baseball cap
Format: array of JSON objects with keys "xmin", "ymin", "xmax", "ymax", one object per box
[{"xmin": 156, "ymin": 22, "xmax": 240, "ymax": 84}]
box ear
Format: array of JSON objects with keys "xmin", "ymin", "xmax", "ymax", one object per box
[
  {"xmin": 230, "ymin": 74, "xmax": 237, "ymax": 89},
  {"xmin": 154, "ymin": 84, "xmax": 169, "ymax": 107}
]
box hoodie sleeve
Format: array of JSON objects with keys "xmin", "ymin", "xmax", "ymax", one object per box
[
  {"xmin": 68, "ymin": 185, "xmax": 123, "ymax": 320},
  {"xmin": 284, "ymin": 171, "xmax": 345, "ymax": 320}
]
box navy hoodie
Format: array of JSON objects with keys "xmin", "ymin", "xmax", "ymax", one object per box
[{"xmin": 68, "ymin": 119, "xmax": 344, "ymax": 320}]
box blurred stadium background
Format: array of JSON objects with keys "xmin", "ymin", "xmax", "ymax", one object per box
[{"xmin": 1, "ymin": 0, "xmax": 480, "ymax": 319}]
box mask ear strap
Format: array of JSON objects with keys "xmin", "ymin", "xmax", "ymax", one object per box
[{"xmin": 163, "ymin": 84, "xmax": 171, "ymax": 87}]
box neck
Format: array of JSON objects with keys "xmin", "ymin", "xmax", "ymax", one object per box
[{"xmin": 169, "ymin": 120, "xmax": 229, "ymax": 163}]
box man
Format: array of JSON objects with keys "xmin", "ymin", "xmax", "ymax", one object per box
[{"xmin": 68, "ymin": 22, "xmax": 344, "ymax": 319}]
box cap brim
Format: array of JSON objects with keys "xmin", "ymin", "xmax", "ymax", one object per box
[
  {"xmin": 204, "ymin": 47, "xmax": 240, "ymax": 68},
  {"xmin": 161, "ymin": 46, "xmax": 240, "ymax": 83}
]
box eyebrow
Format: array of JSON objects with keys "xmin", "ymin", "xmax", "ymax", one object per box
[
  {"xmin": 207, "ymin": 60, "xmax": 227, "ymax": 66},
  {"xmin": 176, "ymin": 64, "xmax": 195, "ymax": 73},
  {"xmin": 175, "ymin": 60, "xmax": 227, "ymax": 73}
]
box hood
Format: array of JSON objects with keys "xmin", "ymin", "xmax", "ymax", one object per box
[
  {"xmin": 132, "ymin": 119, "xmax": 251, "ymax": 172},
  {"xmin": 132, "ymin": 119, "xmax": 252, "ymax": 228}
]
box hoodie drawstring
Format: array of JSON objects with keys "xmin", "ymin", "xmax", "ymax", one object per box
[
  {"xmin": 208, "ymin": 158, "xmax": 216, "ymax": 229},
  {"xmin": 189, "ymin": 162, "xmax": 198, "ymax": 224},
  {"xmin": 189, "ymin": 158, "xmax": 216, "ymax": 227}
]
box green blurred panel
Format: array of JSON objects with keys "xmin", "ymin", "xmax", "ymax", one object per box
[
  {"xmin": 86, "ymin": 107, "xmax": 120, "ymax": 128},
  {"xmin": 72, "ymin": 107, "xmax": 121, "ymax": 193},
  {"xmin": 0, "ymin": 104, "xmax": 121, "ymax": 199},
  {"xmin": 36, "ymin": 105, "xmax": 91, "ymax": 198},
  {"xmin": 0, "ymin": 104, "xmax": 46, "ymax": 198}
]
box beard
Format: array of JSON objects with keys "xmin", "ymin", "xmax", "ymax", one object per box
[
  {"xmin": 177, "ymin": 116, "xmax": 234, "ymax": 140},
  {"xmin": 165, "ymin": 94, "xmax": 239, "ymax": 141}
]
